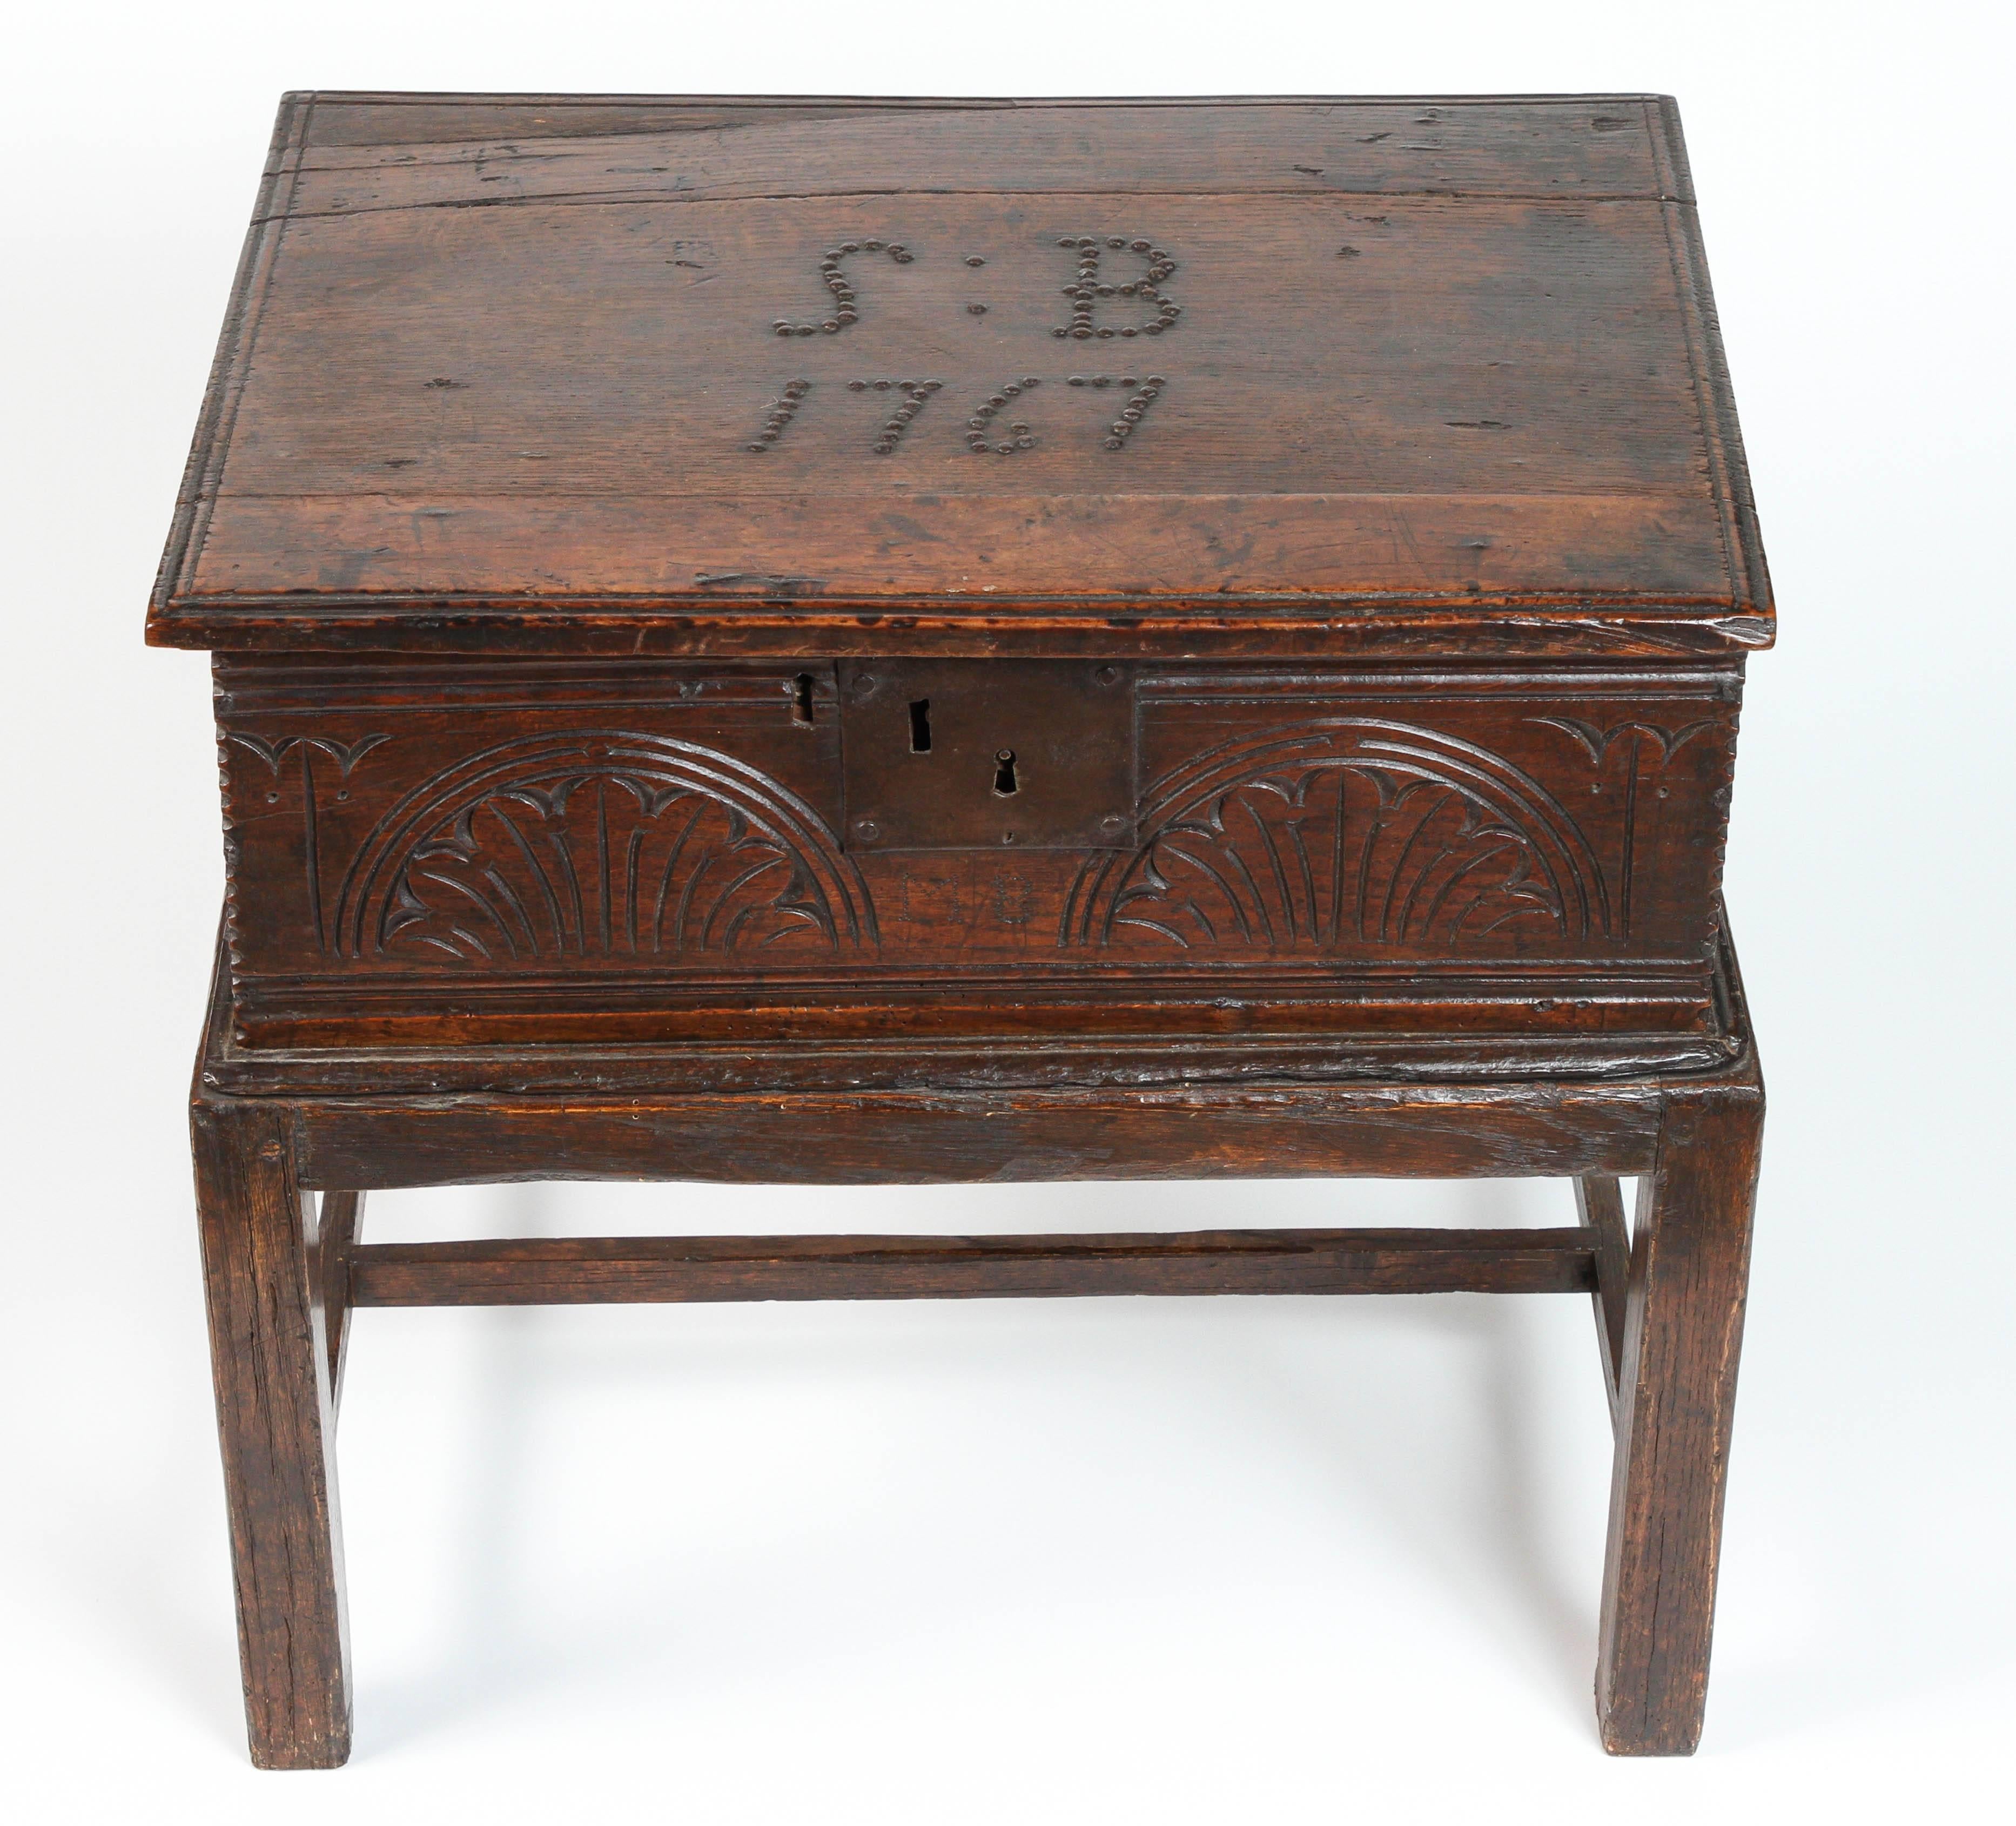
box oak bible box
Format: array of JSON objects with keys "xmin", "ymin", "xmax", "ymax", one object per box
[{"xmin": 154, "ymin": 93, "xmax": 1770, "ymax": 1766}]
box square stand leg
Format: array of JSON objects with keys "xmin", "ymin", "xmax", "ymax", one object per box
[
  {"xmin": 1596, "ymin": 1087, "xmax": 1765, "ymax": 1753},
  {"xmin": 190, "ymin": 1099, "xmax": 351, "ymax": 1768}
]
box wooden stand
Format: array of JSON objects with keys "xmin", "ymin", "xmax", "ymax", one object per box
[{"xmin": 190, "ymin": 925, "xmax": 1762, "ymax": 1766}]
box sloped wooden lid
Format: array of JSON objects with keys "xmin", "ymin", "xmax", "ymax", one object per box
[{"xmin": 149, "ymin": 93, "xmax": 1771, "ymax": 659}]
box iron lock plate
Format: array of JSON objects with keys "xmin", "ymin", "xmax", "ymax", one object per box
[{"xmin": 838, "ymin": 660, "xmax": 1137, "ymax": 851}]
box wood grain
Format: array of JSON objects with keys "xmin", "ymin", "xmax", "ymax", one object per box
[
  {"xmin": 292, "ymin": 1083, "xmax": 1662, "ymax": 1191},
  {"xmin": 276, "ymin": 95, "xmax": 1679, "ymax": 207},
  {"xmin": 346, "ymin": 1226, "xmax": 1602, "ymax": 1305}
]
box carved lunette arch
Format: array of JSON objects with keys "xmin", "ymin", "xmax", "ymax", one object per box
[
  {"xmin": 1060, "ymin": 721, "xmax": 1611, "ymax": 953},
  {"xmin": 334, "ymin": 732, "xmax": 875, "ymax": 964}
]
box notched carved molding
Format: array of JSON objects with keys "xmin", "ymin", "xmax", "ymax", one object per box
[
  {"xmin": 1528, "ymin": 715, "xmax": 1732, "ymax": 943},
  {"xmin": 225, "ymin": 729, "xmax": 394, "ymax": 952},
  {"xmin": 1531, "ymin": 717, "xmax": 1716, "ymax": 766}
]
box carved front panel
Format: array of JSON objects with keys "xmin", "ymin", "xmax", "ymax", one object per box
[
  {"xmin": 215, "ymin": 658, "xmax": 1740, "ymax": 1041},
  {"xmin": 1072, "ymin": 673, "xmax": 1738, "ymax": 961},
  {"xmin": 217, "ymin": 664, "xmax": 861, "ymax": 976}
]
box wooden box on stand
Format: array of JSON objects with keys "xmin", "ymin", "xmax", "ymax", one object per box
[{"xmin": 152, "ymin": 93, "xmax": 1770, "ymax": 1766}]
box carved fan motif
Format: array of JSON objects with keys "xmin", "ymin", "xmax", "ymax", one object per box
[
  {"xmin": 334, "ymin": 733, "xmax": 874, "ymax": 964},
  {"xmin": 1061, "ymin": 722, "xmax": 1609, "ymax": 953}
]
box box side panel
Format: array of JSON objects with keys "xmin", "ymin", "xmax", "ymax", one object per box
[{"xmin": 214, "ymin": 657, "xmax": 1738, "ymax": 1047}]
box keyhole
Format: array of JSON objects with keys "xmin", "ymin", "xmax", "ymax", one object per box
[
  {"xmin": 993, "ymin": 749, "xmax": 1019, "ymax": 796},
  {"xmin": 791, "ymin": 673, "xmax": 816, "ymax": 725},
  {"xmin": 909, "ymin": 699, "xmax": 932, "ymax": 753}
]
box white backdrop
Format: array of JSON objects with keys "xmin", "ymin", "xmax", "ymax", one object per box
[{"xmin": 4, "ymin": 3, "xmax": 2011, "ymax": 1819}]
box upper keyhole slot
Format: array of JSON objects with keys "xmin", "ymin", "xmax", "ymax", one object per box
[
  {"xmin": 791, "ymin": 673, "xmax": 816, "ymax": 725},
  {"xmin": 993, "ymin": 749, "xmax": 1019, "ymax": 796},
  {"xmin": 908, "ymin": 699, "xmax": 932, "ymax": 753}
]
